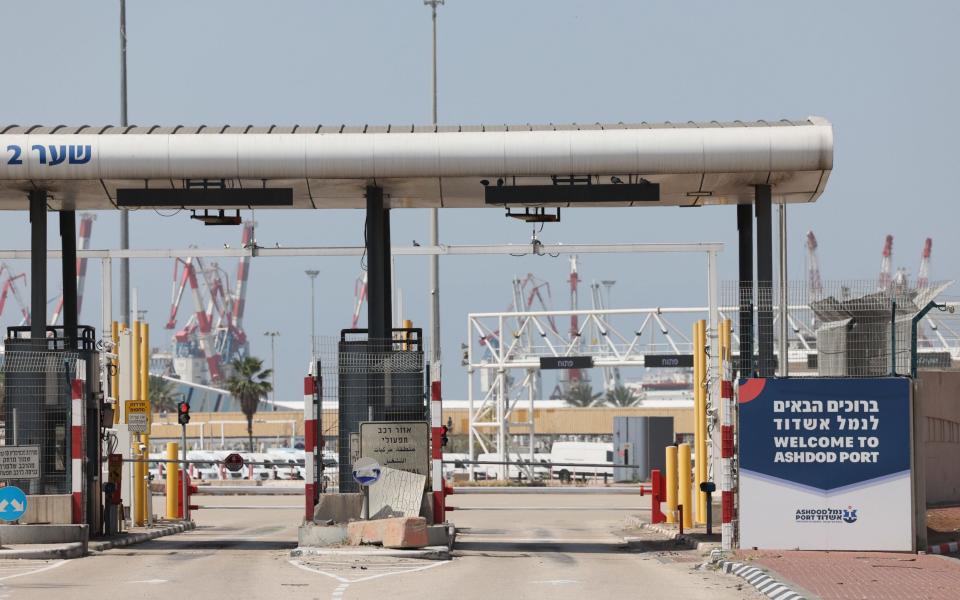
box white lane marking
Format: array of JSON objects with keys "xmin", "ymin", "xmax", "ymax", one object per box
[
  {"xmin": 288, "ymin": 559, "xmax": 449, "ymax": 584},
  {"xmin": 458, "ymin": 536, "xmax": 624, "ymax": 544},
  {"xmin": 331, "ymin": 582, "xmax": 349, "ymax": 599},
  {"xmin": 128, "ymin": 579, "xmax": 168, "ymax": 584},
  {"xmin": 532, "ymin": 580, "xmax": 581, "ymax": 585},
  {"xmin": 0, "ymin": 561, "xmax": 67, "ymax": 582}
]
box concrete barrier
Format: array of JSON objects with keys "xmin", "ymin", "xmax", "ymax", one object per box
[{"xmin": 0, "ymin": 524, "xmax": 88, "ymax": 545}]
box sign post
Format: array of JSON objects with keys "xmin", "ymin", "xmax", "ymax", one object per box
[
  {"xmin": 0, "ymin": 486, "xmax": 28, "ymax": 522},
  {"xmin": 223, "ymin": 453, "xmax": 245, "ymax": 473},
  {"xmin": 352, "ymin": 457, "xmax": 382, "ymax": 520},
  {"xmin": 738, "ymin": 377, "xmax": 913, "ymax": 551},
  {"xmin": 125, "ymin": 400, "xmax": 148, "ymax": 434},
  {"xmin": 359, "ymin": 422, "xmax": 430, "ymax": 477}
]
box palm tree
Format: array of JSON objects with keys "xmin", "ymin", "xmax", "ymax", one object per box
[
  {"xmin": 604, "ymin": 385, "xmax": 639, "ymax": 407},
  {"xmin": 564, "ymin": 382, "xmax": 602, "ymax": 407},
  {"xmin": 224, "ymin": 357, "xmax": 273, "ymax": 452},
  {"xmin": 149, "ymin": 376, "xmax": 179, "ymax": 414}
]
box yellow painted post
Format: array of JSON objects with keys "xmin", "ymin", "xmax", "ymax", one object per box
[
  {"xmin": 131, "ymin": 321, "xmax": 144, "ymax": 525},
  {"xmin": 166, "ymin": 442, "xmax": 179, "ymax": 519},
  {"xmin": 141, "ymin": 323, "xmax": 151, "ymax": 521},
  {"xmin": 723, "ymin": 318, "xmax": 732, "ymax": 365},
  {"xmin": 678, "ymin": 442, "xmax": 693, "ymax": 530},
  {"xmin": 692, "ymin": 321, "xmax": 702, "ymax": 525},
  {"xmin": 665, "ymin": 445, "xmax": 678, "ymax": 524},
  {"xmin": 402, "ymin": 319, "xmax": 413, "ymax": 350},
  {"xmin": 696, "ymin": 319, "xmax": 708, "ymax": 525}
]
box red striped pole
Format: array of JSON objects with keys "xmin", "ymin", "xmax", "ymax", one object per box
[
  {"xmin": 304, "ymin": 375, "xmax": 318, "ymax": 522},
  {"xmin": 430, "ymin": 379, "xmax": 445, "ymax": 524},
  {"xmin": 70, "ymin": 374, "xmax": 85, "ymax": 524},
  {"xmin": 720, "ymin": 341, "xmax": 735, "ymax": 551}
]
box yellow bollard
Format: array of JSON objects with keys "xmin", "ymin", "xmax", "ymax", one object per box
[
  {"xmin": 678, "ymin": 442, "xmax": 693, "ymax": 530},
  {"xmin": 665, "ymin": 445, "xmax": 678, "ymax": 524},
  {"xmin": 141, "ymin": 323, "xmax": 151, "ymax": 521},
  {"xmin": 166, "ymin": 442, "xmax": 179, "ymax": 519},
  {"xmin": 402, "ymin": 319, "xmax": 413, "ymax": 350},
  {"xmin": 692, "ymin": 321, "xmax": 702, "ymax": 524},
  {"xmin": 695, "ymin": 320, "xmax": 708, "ymax": 525}
]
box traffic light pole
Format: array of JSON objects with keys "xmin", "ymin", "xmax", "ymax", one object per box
[{"xmin": 181, "ymin": 423, "xmax": 189, "ymax": 521}]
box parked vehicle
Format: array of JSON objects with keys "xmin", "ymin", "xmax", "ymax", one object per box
[
  {"xmin": 549, "ymin": 441, "xmax": 614, "ymax": 481},
  {"xmin": 477, "ymin": 452, "xmax": 550, "ymax": 481}
]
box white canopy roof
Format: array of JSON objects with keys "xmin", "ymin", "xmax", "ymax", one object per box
[{"xmin": 0, "ymin": 117, "xmax": 833, "ymax": 210}]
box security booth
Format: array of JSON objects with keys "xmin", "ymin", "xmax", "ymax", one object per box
[
  {"xmin": 336, "ymin": 327, "xmax": 427, "ymax": 493},
  {"xmin": 3, "ymin": 325, "xmax": 102, "ymax": 530}
]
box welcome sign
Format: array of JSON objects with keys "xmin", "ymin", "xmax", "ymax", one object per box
[{"xmin": 738, "ymin": 377, "xmax": 913, "ymax": 551}]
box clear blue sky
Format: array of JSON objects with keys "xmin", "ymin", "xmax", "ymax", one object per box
[{"xmin": 1, "ymin": 1, "xmax": 957, "ymax": 401}]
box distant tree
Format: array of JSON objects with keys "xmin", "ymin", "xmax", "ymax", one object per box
[
  {"xmin": 224, "ymin": 357, "xmax": 273, "ymax": 452},
  {"xmin": 564, "ymin": 383, "xmax": 602, "ymax": 407},
  {"xmin": 604, "ymin": 385, "xmax": 639, "ymax": 407},
  {"xmin": 148, "ymin": 376, "xmax": 178, "ymax": 414}
]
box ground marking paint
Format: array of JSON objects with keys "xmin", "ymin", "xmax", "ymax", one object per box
[
  {"xmin": 288, "ymin": 558, "xmax": 448, "ymax": 584},
  {"xmin": 0, "ymin": 561, "xmax": 67, "ymax": 582}
]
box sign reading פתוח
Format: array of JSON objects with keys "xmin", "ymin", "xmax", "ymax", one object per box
[{"xmin": 738, "ymin": 377, "xmax": 912, "ymax": 551}]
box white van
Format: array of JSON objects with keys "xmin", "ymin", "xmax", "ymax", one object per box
[{"xmin": 549, "ymin": 441, "xmax": 614, "ymax": 480}]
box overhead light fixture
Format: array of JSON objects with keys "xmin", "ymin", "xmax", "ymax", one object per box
[
  {"xmin": 190, "ymin": 209, "xmax": 242, "ymax": 226},
  {"xmin": 504, "ymin": 207, "xmax": 561, "ymax": 223}
]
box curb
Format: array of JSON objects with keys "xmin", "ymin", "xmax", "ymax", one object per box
[
  {"xmin": 628, "ymin": 516, "xmax": 718, "ymax": 553},
  {"xmin": 928, "ymin": 540, "xmax": 960, "ymax": 554},
  {"xmin": 0, "ymin": 542, "xmax": 85, "ymax": 560},
  {"xmin": 88, "ymin": 521, "xmax": 196, "ymax": 552},
  {"xmin": 717, "ymin": 561, "xmax": 807, "ymax": 600},
  {"xmin": 292, "ymin": 545, "xmax": 451, "ymax": 560}
]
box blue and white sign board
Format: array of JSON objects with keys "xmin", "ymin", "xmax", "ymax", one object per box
[
  {"xmin": 739, "ymin": 378, "xmax": 913, "ymax": 551},
  {"xmin": 352, "ymin": 457, "xmax": 382, "ymax": 487},
  {"xmin": 0, "ymin": 486, "xmax": 28, "ymax": 522}
]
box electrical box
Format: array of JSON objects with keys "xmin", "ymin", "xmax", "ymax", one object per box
[{"xmin": 612, "ymin": 416, "xmax": 674, "ymax": 482}]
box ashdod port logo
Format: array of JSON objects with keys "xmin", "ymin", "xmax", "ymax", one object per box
[{"xmin": 795, "ymin": 506, "xmax": 859, "ymax": 524}]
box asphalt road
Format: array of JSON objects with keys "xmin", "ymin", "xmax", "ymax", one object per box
[{"xmin": 2, "ymin": 493, "xmax": 761, "ymax": 600}]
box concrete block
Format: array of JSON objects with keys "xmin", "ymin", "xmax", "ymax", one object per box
[
  {"xmin": 382, "ymin": 517, "xmax": 428, "ymax": 549},
  {"xmin": 298, "ymin": 522, "xmax": 349, "ymax": 547},
  {"xmin": 347, "ymin": 519, "xmax": 387, "ymax": 545},
  {"xmin": 313, "ymin": 493, "xmax": 363, "ymax": 524},
  {"xmin": 21, "ymin": 495, "xmax": 72, "ymax": 525},
  {"xmin": 0, "ymin": 524, "xmax": 88, "ymax": 545},
  {"xmin": 426, "ymin": 524, "xmax": 451, "ymax": 547}
]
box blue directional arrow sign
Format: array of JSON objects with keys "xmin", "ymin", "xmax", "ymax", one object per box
[{"xmin": 0, "ymin": 486, "xmax": 27, "ymax": 522}]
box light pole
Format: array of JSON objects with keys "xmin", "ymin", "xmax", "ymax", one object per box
[
  {"xmin": 305, "ymin": 270, "xmax": 319, "ymax": 357},
  {"xmin": 425, "ymin": 0, "xmax": 444, "ymax": 382},
  {"xmin": 119, "ymin": 0, "xmax": 130, "ymax": 325},
  {"xmin": 264, "ymin": 331, "xmax": 280, "ymax": 410}
]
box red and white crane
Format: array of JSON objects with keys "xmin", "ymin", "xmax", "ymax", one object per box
[
  {"xmin": 0, "ymin": 264, "xmax": 30, "ymax": 326},
  {"xmin": 351, "ymin": 271, "xmax": 368, "ymax": 329},
  {"xmin": 49, "ymin": 213, "xmax": 95, "ymax": 325},
  {"xmin": 878, "ymin": 234, "xmax": 893, "ymax": 291},
  {"xmin": 917, "ymin": 238, "xmax": 932, "ymax": 289},
  {"xmin": 163, "ymin": 222, "xmax": 254, "ymax": 384},
  {"xmin": 806, "ymin": 231, "xmax": 824, "ymax": 301}
]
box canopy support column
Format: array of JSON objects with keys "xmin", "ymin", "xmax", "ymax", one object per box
[
  {"xmin": 365, "ymin": 186, "xmax": 393, "ymax": 341},
  {"xmin": 736, "ymin": 204, "xmax": 754, "ymax": 377},
  {"xmin": 29, "ymin": 190, "xmax": 47, "ymax": 340},
  {"xmin": 60, "ymin": 210, "xmax": 78, "ymax": 349},
  {"xmin": 755, "ymin": 184, "xmax": 774, "ymax": 377}
]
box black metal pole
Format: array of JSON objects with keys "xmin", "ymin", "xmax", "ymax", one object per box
[
  {"xmin": 365, "ymin": 186, "xmax": 392, "ymax": 423},
  {"xmin": 29, "ymin": 191, "xmax": 47, "ymax": 340},
  {"xmin": 365, "ymin": 186, "xmax": 393, "ymax": 341},
  {"xmin": 736, "ymin": 204, "xmax": 754, "ymax": 377},
  {"xmin": 60, "ymin": 210, "xmax": 78, "ymax": 349},
  {"xmin": 755, "ymin": 185, "xmax": 774, "ymax": 377}
]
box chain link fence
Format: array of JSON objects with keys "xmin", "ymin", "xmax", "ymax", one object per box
[
  {"xmin": 724, "ymin": 279, "xmax": 955, "ymax": 378},
  {"xmin": 314, "ymin": 330, "xmax": 428, "ymax": 493},
  {"xmin": 0, "ymin": 345, "xmax": 84, "ymax": 495}
]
